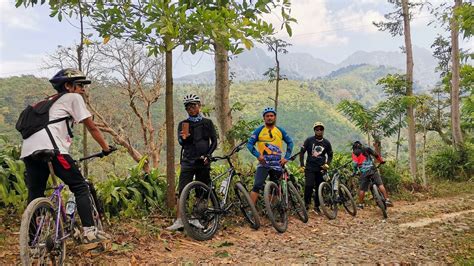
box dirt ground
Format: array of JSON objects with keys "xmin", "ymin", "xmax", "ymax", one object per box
[{"xmin": 1, "ymin": 191, "xmax": 473, "ymax": 264}]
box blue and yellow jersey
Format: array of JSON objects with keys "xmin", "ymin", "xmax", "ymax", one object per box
[{"xmin": 247, "ymin": 125, "xmax": 293, "ymax": 168}]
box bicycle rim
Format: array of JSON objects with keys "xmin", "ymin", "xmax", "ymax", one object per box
[
  {"xmin": 179, "ymin": 181, "xmax": 220, "ymax": 241},
  {"xmin": 372, "ymin": 184, "xmax": 388, "ymax": 219},
  {"xmin": 318, "ymin": 182, "xmax": 337, "ymax": 220},
  {"xmin": 264, "ymin": 181, "xmax": 288, "ymax": 233},
  {"xmin": 19, "ymin": 198, "xmax": 66, "ymax": 265},
  {"xmin": 288, "ymin": 181, "xmax": 308, "ymax": 223},
  {"xmin": 234, "ymin": 182, "xmax": 260, "ymax": 229},
  {"xmin": 339, "ymin": 184, "xmax": 357, "ymax": 216}
]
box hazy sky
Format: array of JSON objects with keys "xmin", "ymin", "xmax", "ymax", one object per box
[{"xmin": 0, "ymin": 0, "xmax": 471, "ymax": 78}]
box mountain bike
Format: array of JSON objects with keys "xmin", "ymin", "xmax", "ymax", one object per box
[
  {"xmin": 367, "ymin": 164, "xmax": 388, "ymax": 219},
  {"xmin": 318, "ymin": 161, "xmax": 357, "ymax": 220},
  {"xmin": 19, "ymin": 148, "xmax": 115, "ymax": 265},
  {"xmin": 264, "ymin": 152, "xmax": 308, "ymax": 233},
  {"xmin": 179, "ymin": 141, "xmax": 260, "ymax": 241}
]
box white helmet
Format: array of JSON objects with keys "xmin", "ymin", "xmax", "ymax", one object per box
[{"xmin": 183, "ymin": 94, "xmax": 201, "ymax": 105}]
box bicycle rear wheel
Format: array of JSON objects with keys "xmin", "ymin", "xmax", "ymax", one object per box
[
  {"xmin": 234, "ymin": 182, "xmax": 260, "ymax": 229},
  {"xmin": 19, "ymin": 198, "xmax": 66, "ymax": 265},
  {"xmin": 87, "ymin": 181, "xmax": 105, "ymax": 230},
  {"xmin": 264, "ymin": 181, "xmax": 288, "ymax": 233},
  {"xmin": 372, "ymin": 184, "xmax": 388, "ymax": 219},
  {"xmin": 318, "ymin": 182, "xmax": 338, "ymax": 220},
  {"xmin": 179, "ymin": 181, "xmax": 220, "ymax": 241},
  {"xmin": 339, "ymin": 184, "xmax": 357, "ymax": 216},
  {"xmin": 288, "ymin": 181, "xmax": 308, "ymax": 223}
]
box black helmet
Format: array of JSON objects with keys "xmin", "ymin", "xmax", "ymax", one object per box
[
  {"xmin": 49, "ymin": 68, "xmax": 91, "ymax": 91},
  {"xmin": 352, "ymin": 141, "xmax": 362, "ymax": 150}
]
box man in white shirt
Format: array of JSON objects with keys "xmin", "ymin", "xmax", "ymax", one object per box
[{"xmin": 21, "ymin": 68, "xmax": 113, "ymax": 244}]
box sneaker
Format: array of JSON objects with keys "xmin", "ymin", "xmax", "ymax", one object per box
[
  {"xmin": 385, "ymin": 199, "xmax": 394, "ymax": 207},
  {"xmin": 357, "ymin": 203, "xmax": 364, "ymax": 209},
  {"xmin": 166, "ymin": 218, "xmax": 184, "ymax": 231},
  {"xmin": 314, "ymin": 206, "xmax": 322, "ymax": 215},
  {"xmin": 82, "ymin": 226, "xmax": 110, "ymax": 244},
  {"xmin": 189, "ymin": 219, "xmax": 204, "ymax": 229}
]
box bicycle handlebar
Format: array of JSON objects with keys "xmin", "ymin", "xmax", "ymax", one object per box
[
  {"xmin": 79, "ymin": 146, "xmax": 117, "ymax": 162},
  {"xmin": 207, "ymin": 140, "xmax": 248, "ymax": 162}
]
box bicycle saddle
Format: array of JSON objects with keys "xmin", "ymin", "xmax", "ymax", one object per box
[{"xmin": 31, "ymin": 149, "xmax": 58, "ymax": 162}]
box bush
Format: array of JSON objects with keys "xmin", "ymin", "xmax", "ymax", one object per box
[
  {"xmin": 0, "ymin": 137, "xmax": 27, "ymax": 213},
  {"xmin": 97, "ymin": 157, "xmax": 167, "ymax": 217},
  {"xmin": 427, "ymin": 143, "xmax": 474, "ymax": 181},
  {"xmin": 379, "ymin": 162, "xmax": 403, "ymax": 192}
]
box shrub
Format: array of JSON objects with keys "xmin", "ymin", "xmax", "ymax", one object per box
[
  {"xmin": 0, "ymin": 137, "xmax": 27, "ymax": 213},
  {"xmin": 97, "ymin": 157, "xmax": 167, "ymax": 217},
  {"xmin": 379, "ymin": 162, "xmax": 403, "ymax": 192},
  {"xmin": 427, "ymin": 143, "xmax": 474, "ymax": 181}
]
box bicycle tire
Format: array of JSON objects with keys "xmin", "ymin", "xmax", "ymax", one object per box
[
  {"xmin": 339, "ymin": 184, "xmax": 357, "ymax": 217},
  {"xmin": 87, "ymin": 181, "xmax": 105, "ymax": 230},
  {"xmin": 264, "ymin": 181, "xmax": 288, "ymax": 233},
  {"xmin": 372, "ymin": 184, "xmax": 388, "ymax": 219},
  {"xmin": 318, "ymin": 182, "xmax": 338, "ymax": 220},
  {"xmin": 288, "ymin": 181, "xmax": 308, "ymax": 223},
  {"xmin": 20, "ymin": 197, "xmax": 66, "ymax": 265},
  {"xmin": 179, "ymin": 181, "xmax": 220, "ymax": 241},
  {"xmin": 234, "ymin": 182, "xmax": 260, "ymax": 229}
]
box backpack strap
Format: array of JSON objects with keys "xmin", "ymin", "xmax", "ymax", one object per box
[{"xmin": 45, "ymin": 116, "xmax": 73, "ymax": 150}]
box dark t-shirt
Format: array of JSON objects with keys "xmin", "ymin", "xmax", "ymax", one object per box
[
  {"xmin": 299, "ymin": 137, "xmax": 333, "ymax": 171},
  {"xmin": 177, "ymin": 117, "xmax": 217, "ymax": 168}
]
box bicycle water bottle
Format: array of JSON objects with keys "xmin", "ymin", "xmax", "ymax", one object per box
[
  {"xmin": 65, "ymin": 194, "xmax": 76, "ymax": 215},
  {"xmin": 333, "ymin": 175, "xmax": 339, "ymax": 191},
  {"xmin": 219, "ymin": 177, "xmax": 230, "ymax": 194}
]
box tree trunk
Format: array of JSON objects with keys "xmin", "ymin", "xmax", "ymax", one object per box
[
  {"xmin": 450, "ymin": 0, "xmax": 463, "ymax": 149},
  {"xmin": 422, "ymin": 127, "xmax": 427, "ymax": 186},
  {"xmin": 395, "ymin": 113, "xmax": 402, "ymax": 165},
  {"xmin": 402, "ymin": 0, "xmax": 417, "ymax": 180},
  {"xmin": 165, "ymin": 49, "xmax": 175, "ymax": 209},
  {"xmin": 275, "ymin": 48, "xmax": 280, "ymax": 112},
  {"xmin": 214, "ymin": 43, "xmax": 234, "ymax": 149}
]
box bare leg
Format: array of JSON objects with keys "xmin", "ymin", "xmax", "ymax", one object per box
[
  {"xmin": 378, "ymin": 185, "xmax": 389, "ymax": 200},
  {"xmin": 250, "ymin": 191, "xmax": 259, "ymax": 205},
  {"xmin": 358, "ymin": 190, "xmax": 365, "ymax": 204}
]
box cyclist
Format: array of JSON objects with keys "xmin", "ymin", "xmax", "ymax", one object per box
[
  {"xmin": 20, "ymin": 68, "xmax": 113, "ymax": 244},
  {"xmin": 167, "ymin": 94, "xmax": 218, "ymax": 231},
  {"xmin": 351, "ymin": 141, "xmax": 393, "ymax": 208},
  {"xmin": 299, "ymin": 121, "xmax": 333, "ymax": 214},
  {"xmin": 247, "ymin": 107, "xmax": 294, "ymax": 204}
]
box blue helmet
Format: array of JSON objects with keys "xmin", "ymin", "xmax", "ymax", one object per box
[
  {"xmin": 49, "ymin": 68, "xmax": 91, "ymax": 92},
  {"xmin": 262, "ymin": 107, "xmax": 276, "ymax": 116}
]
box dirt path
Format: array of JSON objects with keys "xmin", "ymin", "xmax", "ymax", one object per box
[{"xmin": 2, "ymin": 193, "xmax": 473, "ymax": 264}]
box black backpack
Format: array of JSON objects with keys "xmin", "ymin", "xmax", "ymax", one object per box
[{"xmin": 16, "ymin": 93, "xmax": 73, "ymax": 149}]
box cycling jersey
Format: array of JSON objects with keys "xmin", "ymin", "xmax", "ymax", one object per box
[
  {"xmin": 352, "ymin": 146, "xmax": 383, "ymax": 173},
  {"xmin": 247, "ymin": 125, "xmax": 293, "ymax": 170}
]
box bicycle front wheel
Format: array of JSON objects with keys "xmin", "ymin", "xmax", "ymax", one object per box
[
  {"xmin": 234, "ymin": 182, "xmax": 260, "ymax": 230},
  {"xmin": 19, "ymin": 197, "xmax": 66, "ymax": 265},
  {"xmin": 372, "ymin": 184, "xmax": 388, "ymax": 219},
  {"xmin": 179, "ymin": 181, "xmax": 220, "ymax": 241},
  {"xmin": 339, "ymin": 184, "xmax": 357, "ymax": 216},
  {"xmin": 264, "ymin": 181, "xmax": 288, "ymax": 233},
  {"xmin": 288, "ymin": 181, "xmax": 308, "ymax": 223},
  {"xmin": 318, "ymin": 182, "xmax": 338, "ymax": 220}
]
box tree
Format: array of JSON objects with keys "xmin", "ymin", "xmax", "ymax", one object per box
[
  {"xmin": 450, "ymin": 0, "xmax": 463, "ymax": 149},
  {"xmin": 374, "ymin": 0, "xmax": 421, "ymax": 180},
  {"xmin": 182, "ymin": 0, "xmax": 295, "ymax": 147},
  {"xmin": 415, "ymin": 95, "xmax": 434, "ymax": 186},
  {"xmin": 377, "ymin": 74, "xmax": 409, "ymax": 164},
  {"xmin": 263, "ymin": 37, "xmax": 291, "ymax": 112}
]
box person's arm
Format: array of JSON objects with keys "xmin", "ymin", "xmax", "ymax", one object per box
[
  {"xmin": 299, "ymin": 140, "xmax": 307, "ymax": 167},
  {"xmin": 206, "ymin": 121, "xmax": 218, "ymax": 155},
  {"xmin": 280, "ymin": 127, "xmax": 294, "ymax": 160},
  {"xmin": 83, "ymin": 117, "xmax": 110, "ymax": 152},
  {"xmin": 247, "ymin": 127, "xmax": 261, "ymax": 159},
  {"xmin": 326, "ymin": 140, "xmax": 333, "ymax": 165},
  {"xmin": 367, "ymin": 147, "xmax": 384, "ymax": 163}
]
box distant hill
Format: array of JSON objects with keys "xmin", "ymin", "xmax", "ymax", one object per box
[{"xmin": 176, "ymin": 46, "xmax": 439, "ymax": 89}]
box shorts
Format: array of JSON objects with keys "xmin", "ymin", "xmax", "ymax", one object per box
[{"xmin": 359, "ymin": 169, "xmax": 383, "ymax": 192}]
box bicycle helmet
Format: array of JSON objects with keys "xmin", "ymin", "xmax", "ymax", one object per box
[
  {"xmin": 49, "ymin": 68, "xmax": 91, "ymax": 92},
  {"xmin": 313, "ymin": 121, "xmax": 325, "ymax": 130},
  {"xmin": 183, "ymin": 94, "xmax": 201, "ymax": 105},
  {"xmin": 262, "ymin": 107, "xmax": 276, "ymax": 116},
  {"xmin": 352, "ymin": 141, "xmax": 363, "ymax": 151}
]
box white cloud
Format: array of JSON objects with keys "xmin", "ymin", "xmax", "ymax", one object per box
[
  {"xmin": 0, "ymin": 53, "xmax": 52, "ymax": 77},
  {"xmin": 333, "ymin": 7, "xmax": 385, "ymax": 34},
  {"xmin": 0, "ymin": 1, "xmax": 41, "ymax": 31}
]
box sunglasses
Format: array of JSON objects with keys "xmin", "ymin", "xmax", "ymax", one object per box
[
  {"xmin": 185, "ymin": 103, "xmax": 199, "ymax": 110},
  {"xmin": 314, "ymin": 127, "xmax": 324, "ymax": 132},
  {"xmin": 74, "ymin": 83, "xmax": 86, "ymax": 88},
  {"xmin": 268, "ymin": 129, "xmax": 273, "ymax": 139}
]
